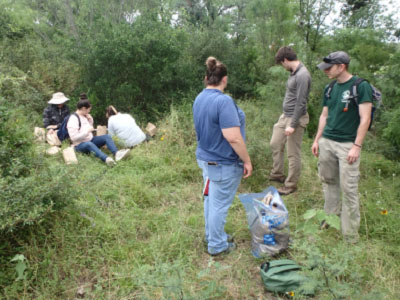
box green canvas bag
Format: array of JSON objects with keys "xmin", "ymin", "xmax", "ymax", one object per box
[{"xmin": 260, "ymin": 259, "xmax": 314, "ymax": 295}]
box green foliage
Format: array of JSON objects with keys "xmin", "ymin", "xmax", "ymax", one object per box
[
  {"xmin": 331, "ymin": 28, "xmax": 393, "ymax": 74},
  {"xmin": 382, "ymin": 106, "xmax": 400, "ymax": 158},
  {"xmin": 0, "ymin": 1, "xmax": 400, "ymax": 298},
  {"xmin": 0, "ymin": 98, "xmax": 76, "ymax": 231},
  {"xmin": 0, "ymin": 64, "xmax": 47, "ymax": 115},
  {"xmin": 81, "ymin": 17, "xmax": 194, "ymax": 123},
  {"xmin": 0, "ymin": 2, "xmax": 32, "ymax": 40},
  {"xmin": 10, "ymin": 255, "xmax": 27, "ymax": 281},
  {"xmin": 1, "ymin": 99, "xmax": 399, "ymax": 299}
]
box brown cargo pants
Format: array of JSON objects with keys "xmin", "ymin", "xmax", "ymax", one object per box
[{"xmin": 270, "ymin": 113, "xmax": 309, "ymax": 188}]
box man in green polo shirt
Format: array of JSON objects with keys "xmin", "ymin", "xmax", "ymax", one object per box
[{"xmin": 311, "ymin": 51, "xmax": 372, "ymax": 243}]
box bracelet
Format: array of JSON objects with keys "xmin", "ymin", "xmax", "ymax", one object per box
[{"xmin": 354, "ymin": 143, "xmax": 362, "ymax": 148}]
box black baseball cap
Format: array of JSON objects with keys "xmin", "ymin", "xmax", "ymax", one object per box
[{"xmin": 317, "ymin": 51, "xmax": 350, "ymax": 70}]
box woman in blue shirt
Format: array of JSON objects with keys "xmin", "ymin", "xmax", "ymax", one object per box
[{"xmin": 193, "ymin": 57, "xmax": 252, "ymax": 256}]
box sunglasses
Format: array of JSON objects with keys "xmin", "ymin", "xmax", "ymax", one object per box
[{"xmin": 323, "ymin": 57, "xmax": 334, "ymax": 63}]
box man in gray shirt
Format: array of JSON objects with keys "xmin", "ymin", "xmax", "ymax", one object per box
[{"xmin": 269, "ymin": 46, "xmax": 311, "ymax": 195}]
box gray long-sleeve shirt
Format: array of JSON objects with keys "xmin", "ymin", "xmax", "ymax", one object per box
[{"xmin": 282, "ymin": 63, "xmax": 311, "ymax": 128}]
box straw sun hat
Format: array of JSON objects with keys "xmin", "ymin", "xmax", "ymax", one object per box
[{"xmin": 48, "ymin": 92, "xmax": 69, "ymax": 104}]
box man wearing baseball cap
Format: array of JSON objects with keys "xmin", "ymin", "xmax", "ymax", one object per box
[{"xmin": 312, "ymin": 51, "xmax": 373, "ymax": 243}]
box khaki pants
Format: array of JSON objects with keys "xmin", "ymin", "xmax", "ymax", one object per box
[
  {"xmin": 270, "ymin": 113, "xmax": 309, "ymax": 188},
  {"xmin": 318, "ymin": 137, "xmax": 360, "ymax": 242}
]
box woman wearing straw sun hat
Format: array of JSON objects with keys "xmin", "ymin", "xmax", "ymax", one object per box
[
  {"xmin": 43, "ymin": 92, "xmax": 70, "ymax": 146},
  {"xmin": 43, "ymin": 92, "xmax": 70, "ymax": 131}
]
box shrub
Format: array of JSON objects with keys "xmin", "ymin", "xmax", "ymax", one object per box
[
  {"xmin": 0, "ymin": 98, "xmax": 76, "ymax": 231},
  {"xmin": 382, "ymin": 106, "xmax": 400, "ymax": 159}
]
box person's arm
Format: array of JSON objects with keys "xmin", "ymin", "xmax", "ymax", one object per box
[
  {"xmin": 286, "ymin": 73, "xmax": 311, "ymax": 135},
  {"xmin": 222, "ymin": 127, "xmax": 252, "ymax": 178},
  {"xmin": 311, "ymin": 106, "xmax": 328, "ymax": 157},
  {"xmin": 346, "ymin": 102, "xmax": 372, "ymax": 164}
]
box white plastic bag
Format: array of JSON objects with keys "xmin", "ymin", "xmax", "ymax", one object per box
[{"xmin": 239, "ymin": 186, "xmax": 289, "ymax": 258}]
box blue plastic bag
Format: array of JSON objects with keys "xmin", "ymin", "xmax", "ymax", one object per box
[{"xmin": 239, "ymin": 186, "xmax": 289, "ymax": 258}]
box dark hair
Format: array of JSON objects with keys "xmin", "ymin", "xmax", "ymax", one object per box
[
  {"xmin": 77, "ymin": 99, "xmax": 91, "ymax": 109},
  {"xmin": 80, "ymin": 93, "xmax": 88, "ymax": 100},
  {"xmin": 106, "ymin": 105, "xmax": 118, "ymax": 118},
  {"xmin": 275, "ymin": 46, "xmax": 298, "ymax": 64},
  {"xmin": 205, "ymin": 56, "xmax": 228, "ymax": 86}
]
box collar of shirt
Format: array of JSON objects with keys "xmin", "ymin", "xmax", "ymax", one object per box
[{"xmin": 291, "ymin": 63, "xmax": 303, "ymax": 76}]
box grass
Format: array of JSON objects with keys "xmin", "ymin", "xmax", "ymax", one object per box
[{"xmin": 1, "ymin": 98, "xmax": 399, "ymax": 299}]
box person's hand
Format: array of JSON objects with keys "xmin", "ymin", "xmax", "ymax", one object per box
[
  {"xmin": 285, "ymin": 127, "xmax": 295, "ymax": 136},
  {"xmin": 347, "ymin": 145, "xmax": 361, "ymax": 164},
  {"xmin": 311, "ymin": 140, "xmax": 319, "ymax": 157},
  {"xmin": 243, "ymin": 162, "xmax": 253, "ymax": 179}
]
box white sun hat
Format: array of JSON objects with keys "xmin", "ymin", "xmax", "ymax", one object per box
[{"xmin": 48, "ymin": 92, "xmax": 69, "ymax": 104}]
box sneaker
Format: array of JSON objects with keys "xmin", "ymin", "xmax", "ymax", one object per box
[
  {"xmin": 209, "ymin": 242, "xmax": 236, "ymax": 256},
  {"xmin": 105, "ymin": 157, "xmax": 116, "ymax": 166},
  {"xmin": 277, "ymin": 186, "xmax": 297, "ymax": 195},
  {"xmin": 269, "ymin": 175, "xmax": 286, "ymax": 183},
  {"xmin": 320, "ymin": 220, "xmax": 330, "ymax": 230},
  {"xmin": 115, "ymin": 149, "xmax": 130, "ymax": 161}
]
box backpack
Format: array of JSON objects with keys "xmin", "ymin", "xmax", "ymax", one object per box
[
  {"xmin": 57, "ymin": 113, "xmax": 81, "ymax": 142},
  {"xmin": 260, "ymin": 259, "xmax": 316, "ymax": 296},
  {"xmin": 325, "ymin": 78, "xmax": 382, "ymax": 130}
]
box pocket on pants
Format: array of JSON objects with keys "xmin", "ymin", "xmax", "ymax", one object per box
[
  {"xmin": 207, "ymin": 164, "xmax": 222, "ymax": 181},
  {"xmin": 299, "ymin": 114, "xmax": 309, "ymax": 128},
  {"xmin": 347, "ymin": 170, "xmax": 360, "ymax": 185},
  {"xmin": 276, "ymin": 114, "xmax": 286, "ymax": 128}
]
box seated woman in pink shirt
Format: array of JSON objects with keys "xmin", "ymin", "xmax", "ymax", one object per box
[{"xmin": 67, "ymin": 98, "xmax": 129, "ymax": 165}]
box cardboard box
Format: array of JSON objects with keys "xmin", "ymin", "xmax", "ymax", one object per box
[
  {"xmin": 63, "ymin": 146, "xmax": 78, "ymax": 164},
  {"xmin": 145, "ymin": 122, "xmax": 157, "ymax": 137},
  {"xmin": 96, "ymin": 125, "xmax": 107, "ymax": 136}
]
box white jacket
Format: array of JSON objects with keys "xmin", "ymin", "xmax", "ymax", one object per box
[{"xmin": 108, "ymin": 113, "xmax": 146, "ymax": 147}]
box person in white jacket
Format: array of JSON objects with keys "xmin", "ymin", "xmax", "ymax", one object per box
[{"xmin": 106, "ymin": 106, "xmax": 146, "ymax": 148}]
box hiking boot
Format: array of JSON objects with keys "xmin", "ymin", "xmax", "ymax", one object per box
[
  {"xmin": 115, "ymin": 149, "xmax": 130, "ymax": 161},
  {"xmin": 269, "ymin": 175, "xmax": 286, "ymax": 183},
  {"xmin": 105, "ymin": 157, "xmax": 116, "ymax": 166},
  {"xmin": 320, "ymin": 220, "xmax": 330, "ymax": 230},
  {"xmin": 277, "ymin": 186, "xmax": 297, "ymax": 195},
  {"xmin": 209, "ymin": 242, "xmax": 236, "ymax": 257}
]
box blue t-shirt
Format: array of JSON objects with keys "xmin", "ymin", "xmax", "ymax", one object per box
[{"xmin": 193, "ymin": 89, "xmax": 246, "ymax": 164}]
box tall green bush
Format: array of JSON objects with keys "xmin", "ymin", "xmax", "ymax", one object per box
[
  {"xmin": 80, "ymin": 16, "xmax": 195, "ymax": 123},
  {"xmin": 0, "ymin": 98, "xmax": 75, "ymax": 231}
]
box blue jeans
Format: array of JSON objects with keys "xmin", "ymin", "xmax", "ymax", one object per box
[
  {"xmin": 75, "ymin": 135, "xmax": 118, "ymax": 162},
  {"xmin": 197, "ymin": 159, "xmax": 243, "ymax": 254}
]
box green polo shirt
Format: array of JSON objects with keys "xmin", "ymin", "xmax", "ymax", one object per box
[{"xmin": 322, "ymin": 76, "xmax": 372, "ymax": 143}]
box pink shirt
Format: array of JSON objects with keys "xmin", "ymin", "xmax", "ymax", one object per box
[{"xmin": 67, "ymin": 113, "xmax": 94, "ymax": 146}]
